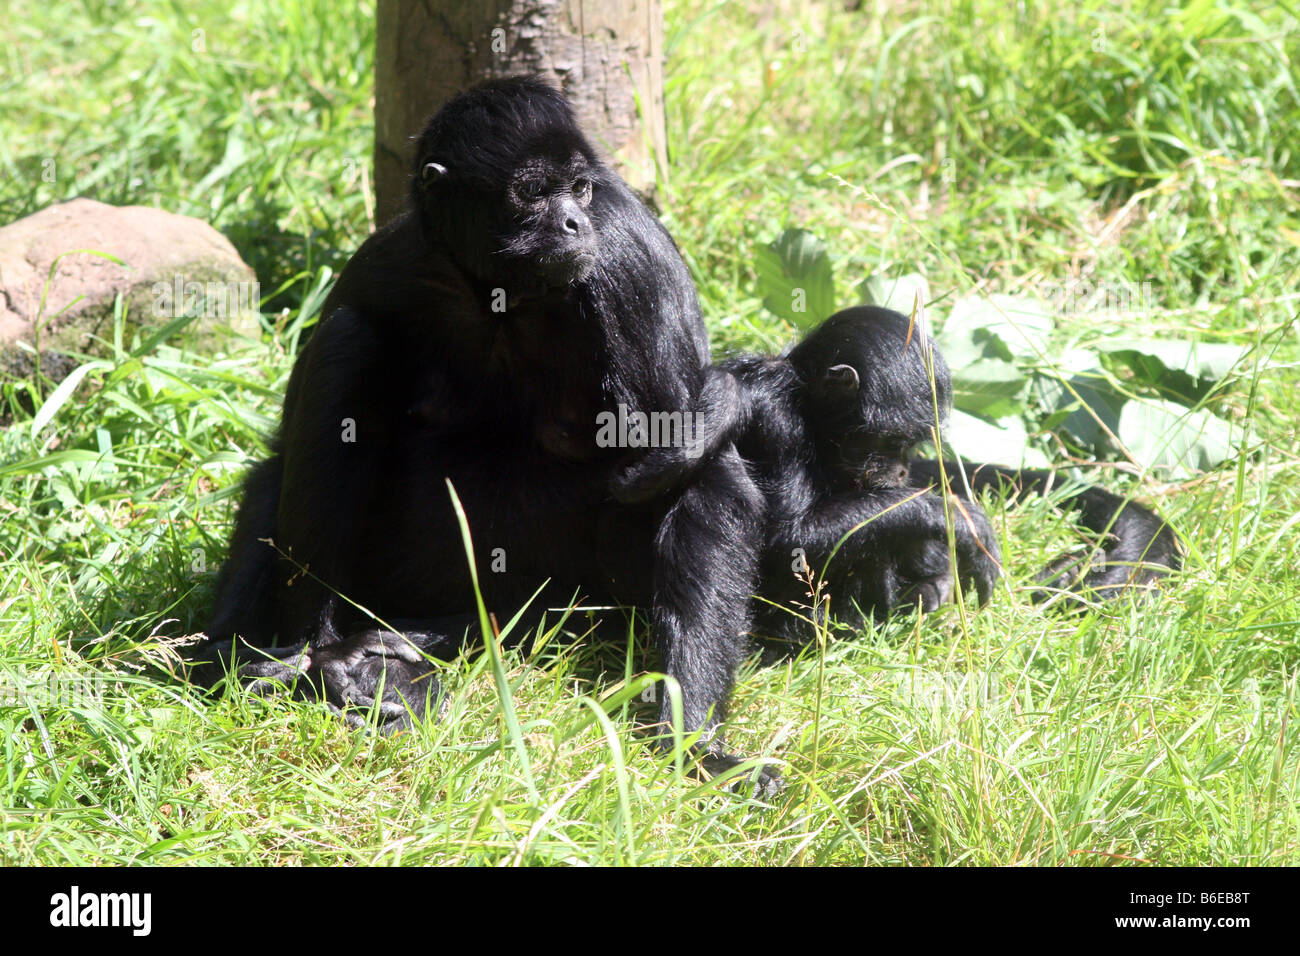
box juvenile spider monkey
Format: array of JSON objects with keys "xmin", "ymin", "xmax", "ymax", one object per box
[
  {"xmin": 616, "ymin": 306, "xmax": 998, "ymax": 638},
  {"xmin": 619, "ymin": 305, "xmax": 1179, "ymax": 638}
]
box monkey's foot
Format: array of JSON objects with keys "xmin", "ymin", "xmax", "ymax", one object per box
[
  {"xmin": 648, "ymin": 722, "xmax": 784, "ymax": 798},
  {"xmin": 700, "ymin": 747, "xmax": 786, "ymax": 800},
  {"xmin": 312, "ymin": 629, "xmax": 446, "ymax": 731},
  {"xmin": 1032, "ymin": 547, "xmax": 1170, "ymax": 607},
  {"xmin": 189, "ymin": 631, "xmax": 446, "ymax": 731}
]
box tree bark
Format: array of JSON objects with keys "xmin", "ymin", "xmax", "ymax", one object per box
[{"xmin": 374, "ymin": 0, "xmax": 667, "ymax": 226}]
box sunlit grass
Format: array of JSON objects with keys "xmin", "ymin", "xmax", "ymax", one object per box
[{"xmin": 0, "ymin": 0, "xmax": 1296, "ymax": 865}]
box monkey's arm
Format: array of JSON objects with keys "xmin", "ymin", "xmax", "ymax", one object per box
[
  {"xmin": 910, "ymin": 460, "xmax": 1181, "ymax": 600},
  {"xmin": 271, "ymin": 305, "xmax": 401, "ymax": 641},
  {"xmin": 609, "ymin": 366, "xmax": 748, "ymax": 503},
  {"xmin": 774, "ymin": 486, "xmax": 1002, "ymax": 606}
]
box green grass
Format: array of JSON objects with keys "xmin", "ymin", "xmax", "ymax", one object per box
[{"xmin": 1, "ymin": 0, "xmax": 1297, "ymax": 865}]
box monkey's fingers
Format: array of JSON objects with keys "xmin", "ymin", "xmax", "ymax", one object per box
[
  {"xmin": 312, "ymin": 630, "xmax": 446, "ymax": 729},
  {"xmin": 975, "ymin": 563, "xmax": 997, "ymax": 606},
  {"xmin": 699, "ymin": 745, "xmax": 785, "ymax": 801},
  {"xmin": 609, "ymin": 451, "xmax": 689, "ymax": 503},
  {"xmin": 945, "ymin": 497, "xmax": 1001, "ymax": 607},
  {"xmin": 949, "ymin": 536, "xmax": 999, "ymax": 607},
  {"xmin": 957, "ymin": 563, "xmax": 994, "ymax": 607},
  {"xmin": 187, "ymin": 638, "xmax": 314, "ymax": 693}
]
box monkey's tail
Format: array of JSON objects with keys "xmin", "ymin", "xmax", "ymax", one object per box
[
  {"xmin": 202, "ymin": 455, "xmax": 283, "ymax": 649},
  {"xmin": 908, "ymin": 460, "xmax": 1181, "ymax": 604}
]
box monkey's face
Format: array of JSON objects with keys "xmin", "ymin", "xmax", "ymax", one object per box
[
  {"xmin": 791, "ymin": 306, "xmax": 954, "ymax": 490},
  {"xmin": 807, "ymin": 360, "xmax": 932, "ymax": 492},
  {"xmin": 414, "ymin": 150, "xmax": 599, "ymax": 290},
  {"xmin": 496, "ymin": 152, "xmax": 599, "ymax": 287},
  {"xmin": 836, "ymin": 428, "xmax": 916, "ymax": 491}
]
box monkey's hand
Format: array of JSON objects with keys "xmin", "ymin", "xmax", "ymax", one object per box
[
  {"xmin": 186, "ymin": 638, "xmax": 314, "ymax": 695},
  {"xmin": 310, "ymin": 629, "xmax": 448, "ymax": 731},
  {"xmin": 609, "ymin": 368, "xmax": 747, "ymax": 504},
  {"xmin": 946, "ymin": 495, "xmax": 1002, "ymax": 606}
]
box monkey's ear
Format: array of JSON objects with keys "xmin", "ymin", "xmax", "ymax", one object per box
[
  {"xmin": 818, "ymin": 363, "xmax": 860, "ymax": 401},
  {"xmin": 421, "ymin": 162, "xmax": 448, "ymax": 183}
]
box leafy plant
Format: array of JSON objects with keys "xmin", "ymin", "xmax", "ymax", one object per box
[{"xmin": 754, "ymin": 232, "xmax": 1258, "ymax": 476}]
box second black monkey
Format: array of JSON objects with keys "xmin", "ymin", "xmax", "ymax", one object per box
[
  {"xmin": 644, "ymin": 305, "xmax": 1180, "ymax": 639},
  {"xmin": 620, "ymin": 306, "xmax": 999, "ymax": 637},
  {"xmin": 727, "ymin": 306, "xmax": 1000, "ymax": 638}
]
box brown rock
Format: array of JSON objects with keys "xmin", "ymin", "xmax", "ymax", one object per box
[{"xmin": 0, "ymin": 198, "xmax": 260, "ymax": 373}]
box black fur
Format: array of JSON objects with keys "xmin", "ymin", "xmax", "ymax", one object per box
[
  {"xmin": 776, "ymin": 308, "xmax": 1180, "ymax": 611},
  {"xmin": 196, "ymin": 77, "xmax": 774, "ymax": 792},
  {"xmin": 907, "ymin": 460, "xmax": 1181, "ymax": 604}
]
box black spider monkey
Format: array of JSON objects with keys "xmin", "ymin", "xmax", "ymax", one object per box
[
  {"xmin": 634, "ymin": 305, "xmax": 1179, "ymax": 639},
  {"xmin": 687, "ymin": 305, "xmax": 999, "ymax": 640},
  {"xmin": 773, "ymin": 306, "xmax": 1179, "ymax": 612},
  {"xmin": 195, "ymin": 76, "xmax": 779, "ymax": 792},
  {"xmin": 740, "ymin": 306, "xmax": 996, "ymax": 636}
]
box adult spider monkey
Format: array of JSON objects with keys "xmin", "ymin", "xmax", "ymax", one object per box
[{"xmin": 195, "ymin": 76, "xmax": 778, "ymax": 792}]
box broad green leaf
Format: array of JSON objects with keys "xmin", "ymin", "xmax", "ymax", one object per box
[
  {"xmin": 942, "ymin": 409, "xmax": 1049, "ymax": 468},
  {"xmin": 1118, "ymin": 398, "xmax": 1239, "ymax": 476},
  {"xmin": 1033, "ymin": 369, "xmax": 1125, "ymax": 455},
  {"xmin": 1096, "ymin": 338, "xmax": 1251, "ymax": 404},
  {"xmin": 950, "ymin": 358, "xmax": 1027, "ymax": 418},
  {"xmin": 755, "ymin": 228, "xmax": 836, "ymax": 329},
  {"xmin": 942, "ymin": 293, "xmax": 1055, "ymax": 362},
  {"xmin": 933, "ymin": 322, "xmax": 988, "ymax": 369},
  {"xmin": 1035, "ymin": 346, "xmax": 1106, "ymax": 376},
  {"xmin": 859, "ymin": 272, "xmax": 931, "ymax": 319}
]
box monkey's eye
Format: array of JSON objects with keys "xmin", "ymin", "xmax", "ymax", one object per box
[
  {"xmin": 517, "ymin": 179, "xmax": 547, "ymax": 201},
  {"xmin": 842, "ymin": 435, "xmax": 877, "ymax": 460},
  {"xmin": 422, "ymin": 162, "xmax": 447, "ymax": 183},
  {"xmin": 573, "ymin": 178, "xmax": 592, "ymax": 201}
]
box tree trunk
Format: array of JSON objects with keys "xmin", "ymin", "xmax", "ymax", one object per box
[{"xmin": 374, "ymin": 0, "xmax": 667, "ymax": 226}]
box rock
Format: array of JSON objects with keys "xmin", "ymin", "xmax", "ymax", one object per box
[{"xmin": 0, "ymin": 199, "xmax": 260, "ymax": 375}]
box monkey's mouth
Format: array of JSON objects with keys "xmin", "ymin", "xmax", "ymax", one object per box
[
  {"xmin": 843, "ymin": 459, "xmax": 910, "ymax": 492},
  {"xmin": 537, "ymin": 250, "xmax": 597, "ymax": 286}
]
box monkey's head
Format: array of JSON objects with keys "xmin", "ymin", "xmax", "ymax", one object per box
[
  {"xmin": 790, "ymin": 306, "xmax": 952, "ymax": 492},
  {"xmin": 411, "ymin": 76, "xmax": 602, "ymax": 291}
]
